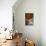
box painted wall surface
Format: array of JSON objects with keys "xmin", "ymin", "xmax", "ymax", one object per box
[
  {"xmin": 41, "ymin": 0, "xmax": 46, "ymax": 46},
  {"xmin": 13, "ymin": 0, "xmax": 41, "ymax": 46}
]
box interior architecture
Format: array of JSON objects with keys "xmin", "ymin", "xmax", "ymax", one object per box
[{"xmin": 0, "ymin": 0, "xmax": 46, "ymax": 46}]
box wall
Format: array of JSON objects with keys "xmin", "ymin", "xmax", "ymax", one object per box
[
  {"xmin": 0, "ymin": 0, "xmax": 16, "ymax": 30},
  {"xmin": 13, "ymin": 0, "xmax": 41, "ymax": 46},
  {"xmin": 41, "ymin": 0, "xmax": 46, "ymax": 46}
]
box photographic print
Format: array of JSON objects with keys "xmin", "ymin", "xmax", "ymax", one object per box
[{"xmin": 25, "ymin": 13, "xmax": 33, "ymax": 25}]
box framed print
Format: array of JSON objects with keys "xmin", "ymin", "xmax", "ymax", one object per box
[{"xmin": 25, "ymin": 13, "xmax": 33, "ymax": 25}]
